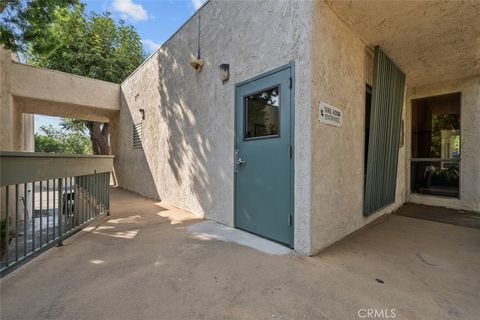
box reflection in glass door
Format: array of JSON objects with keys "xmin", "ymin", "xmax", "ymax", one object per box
[{"xmin": 411, "ymin": 92, "xmax": 461, "ymax": 198}]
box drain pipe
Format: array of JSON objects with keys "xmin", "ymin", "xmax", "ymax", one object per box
[{"xmin": 196, "ymin": 11, "xmax": 200, "ymax": 59}]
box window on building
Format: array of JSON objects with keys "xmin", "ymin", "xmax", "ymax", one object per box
[
  {"xmin": 411, "ymin": 92, "xmax": 461, "ymax": 198},
  {"xmin": 244, "ymin": 86, "xmax": 280, "ymax": 140}
]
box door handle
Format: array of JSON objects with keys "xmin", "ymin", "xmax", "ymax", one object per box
[
  {"xmin": 237, "ymin": 158, "xmax": 246, "ymax": 166},
  {"xmin": 234, "ymin": 149, "xmax": 246, "ymax": 173}
]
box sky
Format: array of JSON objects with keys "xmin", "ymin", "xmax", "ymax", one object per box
[{"xmin": 35, "ymin": 0, "xmax": 206, "ymax": 133}]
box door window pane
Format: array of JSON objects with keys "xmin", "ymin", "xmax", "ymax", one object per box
[
  {"xmin": 411, "ymin": 92, "xmax": 460, "ymax": 198},
  {"xmin": 244, "ymin": 87, "xmax": 280, "ymax": 139},
  {"xmin": 412, "ymin": 92, "xmax": 460, "ymax": 159},
  {"xmin": 411, "ymin": 161, "xmax": 459, "ymax": 198}
]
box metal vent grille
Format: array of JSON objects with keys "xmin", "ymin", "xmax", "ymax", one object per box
[{"xmin": 132, "ymin": 122, "xmax": 142, "ymax": 149}]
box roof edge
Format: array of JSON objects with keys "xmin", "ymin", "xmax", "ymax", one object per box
[{"xmin": 121, "ymin": 0, "xmax": 212, "ymax": 85}]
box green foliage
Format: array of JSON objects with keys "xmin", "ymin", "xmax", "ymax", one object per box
[
  {"xmin": 0, "ymin": 0, "xmax": 77, "ymax": 52},
  {"xmin": 35, "ymin": 133, "xmax": 63, "ymax": 153},
  {"xmin": 24, "ymin": 4, "xmax": 146, "ymax": 83},
  {"xmin": 60, "ymin": 118, "xmax": 87, "ymax": 132},
  {"xmin": 35, "ymin": 123, "xmax": 92, "ymax": 154},
  {"xmin": 0, "ymin": 216, "xmax": 13, "ymax": 240},
  {"xmin": 430, "ymin": 114, "xmax": 460, "ymax": 158},
  {"xmin": 2, "ymin": 1, "xmax": 146, "ymax": 154},
  {"xmin": 0, "ymin": 217, "xmax": 13, "ymax": 258}
]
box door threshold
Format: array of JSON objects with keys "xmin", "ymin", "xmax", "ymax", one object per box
[{"xmin": 187, "ymin": 220, "xmax": 292, "ymax": 255}]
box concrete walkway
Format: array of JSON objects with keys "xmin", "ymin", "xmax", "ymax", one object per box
[{"xmin": 1, "ymin": 188, "xmax": 479, "ymax": 320}]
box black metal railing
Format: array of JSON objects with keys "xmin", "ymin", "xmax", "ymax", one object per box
[{"xmin": 0, "ymin": 152, "xmax": 114, "ymax": 276}]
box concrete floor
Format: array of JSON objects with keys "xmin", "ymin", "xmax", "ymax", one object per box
[{"xmin": 1, "ymin": 188, "xmax": 479, "ymax": 320}]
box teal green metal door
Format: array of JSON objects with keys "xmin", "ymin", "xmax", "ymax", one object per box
[{"xmin": 234, "ymin": 64, "xmax": 293, "ymax": 247}]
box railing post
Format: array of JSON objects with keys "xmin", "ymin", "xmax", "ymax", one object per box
[
  {"xmin": 31, "ymin": 182, "xmax": 35, "ymax": 251},
  {"xmin": 93, "ymin": 172, "xmax": 97, "ymax": 217},
  {"xmin": 15, "ymin": 185, "xmax": 19, "ymax": 262},
  {"xmin": 57, "ymin": 178, "xmax": 63, "ymax": 247},
  {"xmin": 1, "ymin": 153, "xmax": 114, "ymax": 274},
  {"xmin": 88, "ymin": 175, "xmax": 91, "ymax": 221},
  {"xmin": 23, "ymin": 184, "xmax": 27, "ymax": 258},
  {"xmin": 5, "ymin": 186, "xmax": 10, "ymax": 267},
  {"xmin": 53, "ymin": 180, "xmax": 56, "ymax": 239},
  {"xmin": 46, "ymin": 180, "xmax": 49, "ymax": 243},
  {"xmin": 107, "ymin": 172, "xmax": 110, "ymax": 216},
  {"xmin": 39, "ymin": 181, "xmax": 42, "ymax": 247}
]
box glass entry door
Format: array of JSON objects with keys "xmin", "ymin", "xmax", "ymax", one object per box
[{"xmin": 411, "ymin": 92, "xmax": 461, "ymax": 198}]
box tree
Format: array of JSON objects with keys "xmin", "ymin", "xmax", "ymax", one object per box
[
  {"xmin": 61, "ymin": 118, "xmax": 110, "ymax": 155},
  {"xmin": 35, "ymin": 124, "xmax": 92, "ymax": 154},
  {"xmin": 0, "ymin": 0, "xmax": 77, "ymax": 53},
  {"xmin": 35, "ymin": 133, "xmax": 63, "ymax": 153},
  {"xmin": 1, "ymin": 1, "xmax": 146, "ymax": 154},
  {"xmin": 25, "ymin": 5, "xmax": 146, "ymax": 83}
]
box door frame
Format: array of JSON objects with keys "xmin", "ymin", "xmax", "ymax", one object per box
[
  {"xmin": 408, "ymin": 91, "xmax": 463, "ymax": 201},
  {"xmin": 233, "ymin": 61, "xmax": 295, "ymax": 248}
]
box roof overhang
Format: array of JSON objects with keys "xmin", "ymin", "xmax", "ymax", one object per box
[{"xmin": 326, "ymin": 0, "xmax": 480, "ymax": 87}]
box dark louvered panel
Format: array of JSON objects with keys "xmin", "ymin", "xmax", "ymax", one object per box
[
  {"xmin": 364, "ymin": 46, "xmax": 406, "ymax": 216},
  {"xmin": 132, "ymin": 122, "xmax": 142, "ymax": 149}
]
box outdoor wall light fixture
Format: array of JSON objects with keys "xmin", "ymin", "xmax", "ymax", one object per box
[
  {"xmin": 190, "ymin": 11, "xmax": 203, "ymax": 72},
  {"xmin": 220, "ymin": 64, "xmax": 229, "ymax": 82},
  {"xmin": 139, "ymin": 108, "xmax": 145, "ymax": 120},
  {"xmin": 190, "ymin": 56, "xmax": 204, "ymax": 71}
]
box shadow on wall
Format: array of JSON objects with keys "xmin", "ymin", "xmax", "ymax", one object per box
[
  {"xmin": 113, "ymin": 91, "xmax": 160, "ymax": 200},
  {"xmin": 154, "ymin": 45, "xmax": 216, "ymax": 216}
]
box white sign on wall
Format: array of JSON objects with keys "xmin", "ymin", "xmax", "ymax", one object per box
[{"xmin": 319, "ymin": 102, "xmax": 343, "ymax": 127}]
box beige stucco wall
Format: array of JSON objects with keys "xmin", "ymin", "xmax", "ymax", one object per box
[
  {"xmin": 309, "ymin": 1, "xmax": 407, "ymax": 254},
  {"xmin": 97, "ymin": 0, "xmax": 480, "ymax": 255},
  {"xmin": 114, "ymin": 0, "xmax": 313, "ymax": 254},
  {"xmin": 0, "ymin": 47, "xmax": 34, "ymax": 151},
  {"xmin": 406, "ymin": 77, "xmax": 480, "ymax": 212},
  {"xmin": 1, "ymin": 46, "xmax": 15, "ymax": 150},
  {"xmin": 1, "ymin": 45, "xmax": 120, "ymax": 228},
  {"xmin": 1, "ymin": 45, "xmax": 120, "ymax": 151},
  {"xmin": 0, "ymin": 0, "xmax": 472, "ymax": 257},
  {"xmin": 11, "ymin": 62, "xmax": 120, "ymax": 123},
  {"xmin": 0, "ymin": 48, "xmax": 34, "ymax": 231}
]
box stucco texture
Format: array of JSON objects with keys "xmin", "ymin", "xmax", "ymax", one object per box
[
  {"xmin": 0, "ymin": 47, "xmax": 34, "ymax": 151},
  {"xmin": 114, "ymin": 0, "xmax": 312, "ymax": 254},
  {"xmin": 325, "ymin": 0, "xmax": 480, "ymax": 87},
  {"xmin": 309, "ymin": 2, "xmax": 407, "ymax": 254},
  {"xmin": 0, "ymin": 46, "xmax": 120, "ymax": 151},
  {"xmin": 113, "ymin": 0, "xmax": 479, "ymax": 255},
  {"xmin": 11, "ymin": 62, "xmax": 120, "ymax": 123}
]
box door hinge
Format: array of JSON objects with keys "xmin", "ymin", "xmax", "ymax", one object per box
[
  {"xmin": 288, "ymin": 215, "xmax": 293, "ymax": 226},
  {"xmin": 290, "ymin": 145, "xmax": 293, "ymax": 158},
  {"xmin": 289, "ymin": 77, "xmax": 292, "ymax": 89}
]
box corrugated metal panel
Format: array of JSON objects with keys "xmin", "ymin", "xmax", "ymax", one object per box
[{"xmin": 364, "ymin": 46, "xmax": 406, "ymax": 216}]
